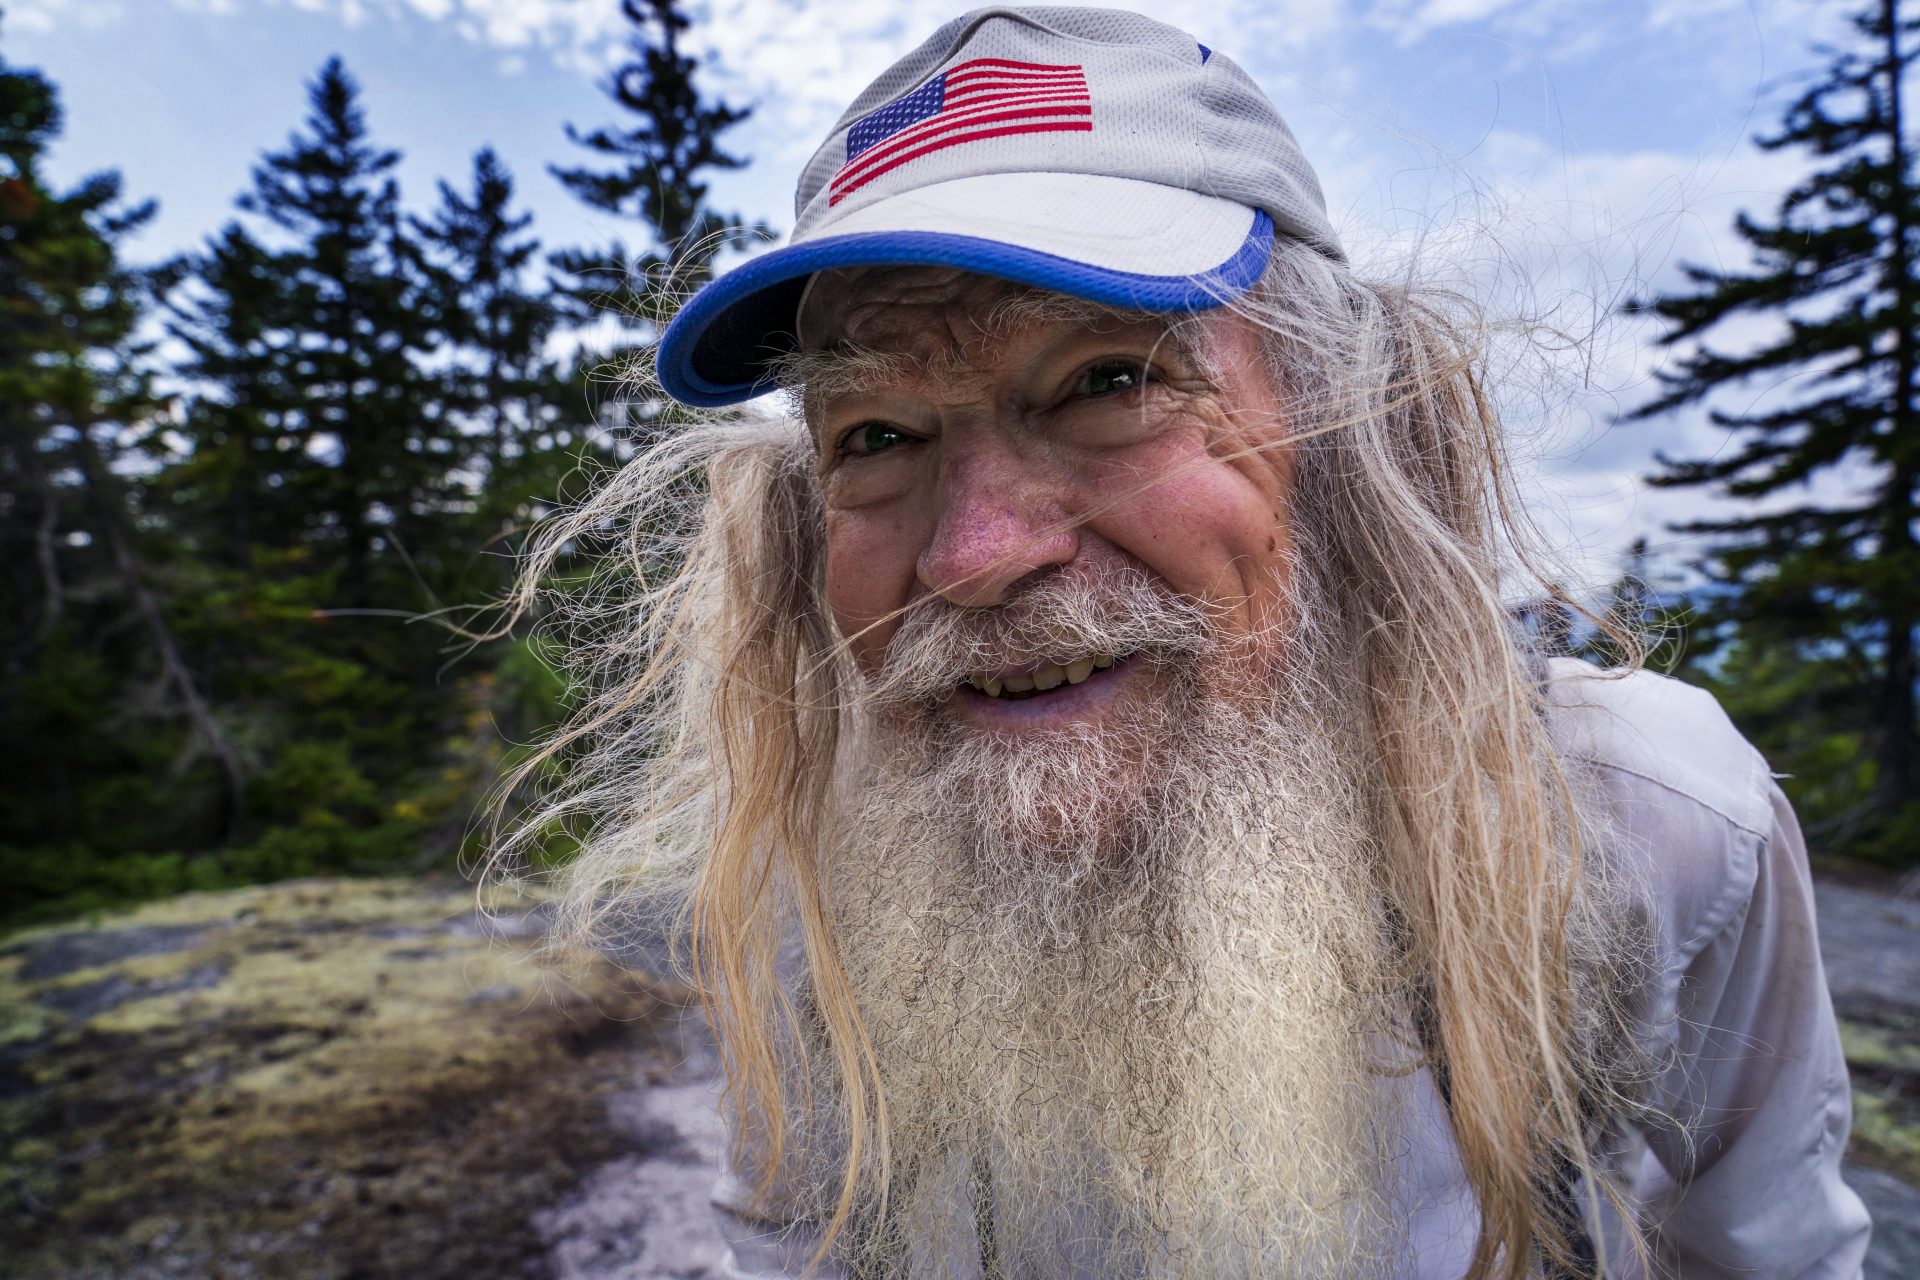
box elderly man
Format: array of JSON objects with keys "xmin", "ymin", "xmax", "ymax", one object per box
[{"xmin": 502, "ymin": 7, "xmax": 1871, "ymax": 1277}]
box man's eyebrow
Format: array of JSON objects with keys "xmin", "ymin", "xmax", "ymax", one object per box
[
  {"xmin": 768, "ymin": 294, "xmax": 1199, "ymax": 410},
  {"xmin": 767, "ymin": 342, "xmax": 916, "ymax": 402}
]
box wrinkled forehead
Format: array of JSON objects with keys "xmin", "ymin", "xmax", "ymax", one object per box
[{"xmin": 783, "ymin": 265, "xmax": 1200, "ymax": 401}]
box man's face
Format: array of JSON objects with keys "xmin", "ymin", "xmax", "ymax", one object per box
[
  {"xmin": 797, "ymin": 268, "xmax": 1396, "ymax": 1273},
  {"xmin": 787, "ymin": 270, "xmax": 1403, "ymax": 1275},
  {"xmin": 798, "ymin": 266, "xmax": 1298, "ymax": 737}
]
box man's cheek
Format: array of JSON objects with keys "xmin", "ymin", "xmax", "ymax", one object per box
[
  {"xmin": 824, "ymin": 531, "xmax": 906, "ymax": 673},
  {"xmin": 825, "ymin": 595, "xmax": 896, "ymax": 674}
]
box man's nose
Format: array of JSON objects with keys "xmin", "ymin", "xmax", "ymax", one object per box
[{"xmin": 916, "ymin": 433, "xmax": 1076, "ymax": 608}]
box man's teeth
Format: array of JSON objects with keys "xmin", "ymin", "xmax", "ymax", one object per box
[{"xmin": 966, "ymin": 654, "xmax": 1116, "ymax": 697}]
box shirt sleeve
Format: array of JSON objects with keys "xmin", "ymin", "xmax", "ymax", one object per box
[{"xmin": 1634, "ymin": 777, "xmax": 1872, "ymax": 1278}]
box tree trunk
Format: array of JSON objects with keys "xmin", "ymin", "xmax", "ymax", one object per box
[
  {"xmin": 3, "ymin": 421, "xmax": 68, "ymax": 663},
  {"xmin": 1879, "ymin": 461, "xmax": 1919, "ymax": 820},
  {"xmin": 71, "ymin": 421, "xmax": 250, "ymax": 843}
]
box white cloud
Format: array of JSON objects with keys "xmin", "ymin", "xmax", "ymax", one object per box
[
  {"xmin": 8, "ymin": 0, "xmax": 631, "ymax": 66},
  {"xmin": 1366, "ymin": 0, "xmax": 1538, "ymax": 44},
  {"xmin": 1452, "ymin": 133, "xmax": 1839, "ymax": 586},
  {"xmin": 6, "ymin": 0, "xmax": 128, "ymax": 32}
]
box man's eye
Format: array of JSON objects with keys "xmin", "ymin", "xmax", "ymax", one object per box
[
  {"xmin": 1077, "ymin": 360, "xmax": 1145, "ymax": 397},
  {"xmin": 838, "ymin": 421, "xmax": 912, "ymax": 457}
]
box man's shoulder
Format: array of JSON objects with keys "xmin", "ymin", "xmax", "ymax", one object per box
[
  {"xmin": 1540, "ymin": 656, "xmax": 1773, "ymax": 840},
  {"xmin": 1541, "ymin": 658, "xmax": 1780, "ymax": 962}
]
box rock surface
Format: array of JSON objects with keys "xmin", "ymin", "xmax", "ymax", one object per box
[
  {"xmin": 1816, "ymin": 880, "xmax": 1920, "ymax": 1278},
  {"xmin": 1, "ymin": 878, "xmax": 693, "ymax": 1279},
  {"xmin": 3, "ymin": 875, "xmax": 1918, "ymax": 1278}
]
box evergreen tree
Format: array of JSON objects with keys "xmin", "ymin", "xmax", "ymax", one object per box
[
  {"xmin": 0, "ymin": 43, "xmax": 112, "ymax": 667},
  {"xmin": 166, "ymin": 56, "xmax": 480, "ymax": 601},
  {"xmin": 152, "ymin": 223, "xmax": 297, "ymax": 574},
  {"xmin": 1626, "ymin": 0, "xmax": 1920, "ymax": 854},
  {"xmin": 549, "ymin": 0, "xmax": 758, "ymax": 447},
  {"xmin": 0, "ymin": 36, "xmax": 254, "ymax": 912},
  {"xmin": 414, "ymin": 147, "xmax": 604, "ymax": 488},
  {"xmin": 416, "ymin": 147, "xmax": 558, "ymax": 473},
  {"xmin": 413, "ymin": 147, "xmax": 609, "ymax": 607},
  {"xmin": 236, "ymin": 56, "xmax": 457, "ymax": 594},
  {"xmin": 1571, "ymin": 538, "xmax": 1714, "ymax": 678},
  {"xmin": 145, "ymin": 58, "xmax": 486, "ymax": 893},
  {"xmin": 551, "ymin": 0, "xmax": 754, "ymax": 293}
]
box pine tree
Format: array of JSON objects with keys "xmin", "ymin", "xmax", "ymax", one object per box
[
  {"xmin": 235, "ymin": 57, "xmax": 458, "ymax": 595},
  {"xmin": 1570, "ymin": 539, "xmax": 1713, "ymax": 677},
  {"xmin": 0, "ymin": 35, "xmax": 251, "ymax": 913},
  {"xmin": 548, "ymin": 0, "xmax": 758, "ymax": 449},
  {"xmin": 413, "ymin": 146, "xmax": 607, "ymax": 601},
  {"xmin": 0, "ymin": 45, "xmax": 106, "ymax": 666},
  {"xmin": 1626, "ymin": 0, "xmax": 1920, "ymax": 852},
  {"xmin": 149, "ymin": 58, "xmax": 487, "ymax": 889},
  {"xmin": 151, "ymin": 223, "xmax": 297, "ymax": 573},
  {"xmin": 416, "ymin": 148, "xmax": 557, "ymax": 472},
  {"xmin": 166, "ymin": 57, "xmax": 490, "ymax": 601},
  {"xmin": 550, "ymin": 0, "xmax": 754, "ymax": 295}
]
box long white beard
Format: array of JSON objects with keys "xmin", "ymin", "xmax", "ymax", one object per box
[{"xmin": 820, "ymin": 567, "xmax": 1410, "ymax": 1278}]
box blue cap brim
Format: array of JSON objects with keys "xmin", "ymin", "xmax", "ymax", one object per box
[{"xmin": 656, "ymin": 209, "xmax": 1275, "ymax": 408}]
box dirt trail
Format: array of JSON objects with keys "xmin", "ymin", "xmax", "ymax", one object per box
[{"xmin": 533, "ymin": 1001, "xmax": 735, "ymax": 1279}]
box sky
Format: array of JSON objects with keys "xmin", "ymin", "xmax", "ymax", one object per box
[{"xmin": 6, "ymin": 0, "xmax": 1862, "ymax": 591}]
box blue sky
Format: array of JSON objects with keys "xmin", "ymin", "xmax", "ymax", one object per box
[{"xmin": 8, "ymin": 0, "xmax": 1857, "ymax": 587}]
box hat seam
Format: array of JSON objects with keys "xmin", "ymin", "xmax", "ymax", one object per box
[{"xmin": 865, "ymin": 7, "xmax": 1204, "ymax": 106}]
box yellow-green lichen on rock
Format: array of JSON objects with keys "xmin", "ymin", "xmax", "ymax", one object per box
[
  {"xmin": 1, "ymin": 876, "xmax": 688, "ymax": 1280},
  {"xmin": 1842, "ymin": 1011, "xmax": 1920, "ymax": 1185}
]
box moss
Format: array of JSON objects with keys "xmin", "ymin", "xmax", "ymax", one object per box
[
  {"xmin": 1, "ymin": 995, "xmax": 58, "ymax": 1046},
  {"xmin": 1839, "ymin": 1014, "xmax": 1920, "ymax": 1075},
  {"xmin": 1840, "ymin": 1012, "xmax": 1920, "ymax": 1183},
  {"xmin": 2, "ymin": 876, "xmax": 685, "ymax": 1280},
  {"xmin": 1850, "ymin": 1088, "xmax": 1920, "ymax": 1183}
]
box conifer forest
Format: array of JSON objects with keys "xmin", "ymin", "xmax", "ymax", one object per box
[{"xmin": 3, "ymin": 0, "xmax": 1918, "ymax": 931}]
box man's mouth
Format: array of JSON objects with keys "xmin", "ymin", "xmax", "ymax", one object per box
[{"xmin": 961, "ymin": 653, "xmax": 1119, "ymax": 700}]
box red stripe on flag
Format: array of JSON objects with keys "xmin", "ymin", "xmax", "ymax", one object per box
[
  {"xmin": 937, "ymin": 89, "xmax": 1093, "ymax": 119},
  {"xmin": 828, "ymin": 120, "xmax": 1095, "ymax": 205},
  {"xmin": 939, "ymin": 81, "xmax": 1090, "ymax": 106},
  {"xmin": 831, "ymin": 98, "xmax": 1092, "ymax": 192},
  {"xmin": 943, "ymin": 84, "xmax": 1091, "ymax": 104},
  {"xmin": 943, "ymin": 79, "xmax": 1086, "ymax": 105}
]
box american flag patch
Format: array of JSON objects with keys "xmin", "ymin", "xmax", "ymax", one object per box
[{"xmin": 828, "ymin": 58, "xmax": 1092, "ymax": 206}]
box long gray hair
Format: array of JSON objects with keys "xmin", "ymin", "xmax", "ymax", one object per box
[{"xmin": 484, "ymin": 237, "xmax": 1651, "ymax": 1279}]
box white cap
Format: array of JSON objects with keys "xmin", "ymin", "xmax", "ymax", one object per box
[{"xmin": 657, "ymin": 5, "xmax": 1342, "ymax": 407}]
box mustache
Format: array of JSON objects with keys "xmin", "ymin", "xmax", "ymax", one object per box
[{"xmin": 858, "ymin": 563, "xmax": 1223, "ymax": 709}]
